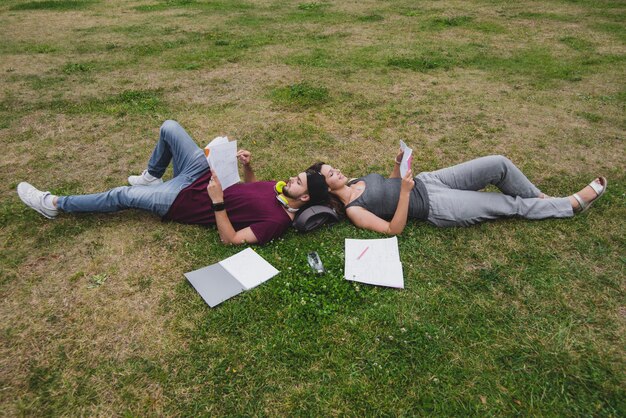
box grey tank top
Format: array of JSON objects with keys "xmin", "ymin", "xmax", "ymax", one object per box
[{"xmin": 345, "ymin": 173, "xmax": 429, "ymax": 220}]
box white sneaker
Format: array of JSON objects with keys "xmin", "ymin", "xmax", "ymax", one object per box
[
  {"xmin": 17, "ymin": 182, "xmax": 59, "ymax": 219},
  {"xmin": 128, "ymin": 170, "xmax": 163, "ymax": 186}
]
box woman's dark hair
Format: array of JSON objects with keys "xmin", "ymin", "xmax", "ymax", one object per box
[{"xmin": 306, "ymin": 161, "xmax": 346, "ymax": 219}]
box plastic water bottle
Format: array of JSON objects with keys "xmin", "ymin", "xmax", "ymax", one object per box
[{"xmin": 307, "ymin": 252, "xmax": 325, "ymax": 274}]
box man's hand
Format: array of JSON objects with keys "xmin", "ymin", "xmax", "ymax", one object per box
[
  {"xmin": 238, "ymin": 149, "xmax": 257, "ymax": 183},
  {"xmin": 237, "ymin": 150, "xmax": 252, "ymax": 166},
  {"xmin": 207, "ymin": 170, "xmax": 224, "ymax": 203}
]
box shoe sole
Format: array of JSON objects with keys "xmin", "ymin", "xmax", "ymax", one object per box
[{"xmin": 128, "ymin": 180, "xmax": 164, "ymax": 186}]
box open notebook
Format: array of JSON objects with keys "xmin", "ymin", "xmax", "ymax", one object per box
[{"xmin": 184, "ymin": 248, "xmax": 279, "ymax": 307}]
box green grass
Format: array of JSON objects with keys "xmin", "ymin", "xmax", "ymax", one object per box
[
  {"xmin": 515, "ymin": 11, "xmax": 578, "ymax": 22},
  {"xmin": 560, "ymin": 36, "xmax": 595, "ymax": 51},
  {"xmin": 474, "ymin": 47, "xmax": 586, "ymax": 84},
  {"xmin": 386, "ymin": 43, "xmax": 608, "ymax": 87},
  {"xmin": 297, "ymin": 2, "xmax": 328, "ymax": 11},
  {"xmin": 357, "ymin": 13, "xmax": 384, "ymax": 23},
  {"xmin": 270, "ymin": 82, "xmax": 330, "ymax": 108},
  {"xmin": 10, "ymin": 0, "xmax": 95, "ymax": 11},
  {"xmin": 577, "ymin": 111, "xmax": 603, "ymax": 123},
  {"xmin": 593, "ymin": 21, "xmax": 626, "ymax": 43},
  {"xmin": 428, "ymin": 15, "xmax": 474, "ymax": 29},
  {"xmin": 134, "ymin": 0, "xmax": 253, "ymax": 13},
  {"xmin": 286, "ymin": 2, "xmax": 348, "ymax": 24},
  {"xmin": 1, "ymin": 0, "xmax": 625, "ymax": 416},
  {"xmin": 388, "ymin": 52, "xmax": 454, "ymax": 72},
  {"xmin": 47, "ymin": 90, "xmax": 167, "ymax": 116},
  {"xmin": 62, "ymin": 62, "xmax": 95, "ymax": 74}
]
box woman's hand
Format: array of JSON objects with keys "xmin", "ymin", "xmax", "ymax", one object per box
[
  {"xmin": 401, "ymin": 168, "xmax": 414, "ymax": 193},
  {"xmin": 207, "ymin": 170, "xmax": 224, "ymax": 203},
  {"xmin": 395, "ymin": 148, "xmax": 404, "ymax": 164},
  {"xmin": 390, "ymin": 148, "xmax": 404, "ymax": 178},
  {"xmin": 237, "ymin": 150, "xmax": 252, "ymax": 166}
]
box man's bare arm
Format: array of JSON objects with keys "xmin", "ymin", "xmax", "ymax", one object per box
[
  {"xmin": 237, "ymin": 150, "xmax": 257, "ymax": 183},
  {"xmin": 207, "ymin": 170, "xmax": 258, "ymax": 245}
]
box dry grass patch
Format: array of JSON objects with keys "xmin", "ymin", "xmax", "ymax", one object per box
[{"xmin": 1, "ymin": 220, "xmax": 188, "ymax": 413}]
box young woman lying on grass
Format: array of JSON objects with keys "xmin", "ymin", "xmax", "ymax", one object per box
[{"xmin": 309, "ymin": 152, "xmax": 607, "ymax": 235}]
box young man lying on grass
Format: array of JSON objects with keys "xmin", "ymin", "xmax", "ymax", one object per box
[{"xmin": 17, "ymin": 120, "xmax": 329, "ymax": 245}]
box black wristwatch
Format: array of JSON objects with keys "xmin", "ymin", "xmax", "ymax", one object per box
[{"xmin": 213, "ymin": 201, "xmax": 225, "ymax": 212}]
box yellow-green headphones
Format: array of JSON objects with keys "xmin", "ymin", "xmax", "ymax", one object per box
[{"xmin": 275, "ymin": 181, "xmax": 299, "ymax": 212}]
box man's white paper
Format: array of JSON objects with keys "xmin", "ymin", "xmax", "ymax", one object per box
[
  {"xmin": 206, "ymin": 138, "xmax": 240, "ymax": 190},
  {"xmin": 399, "ymin": 140, "xmax": 413, "ymax": 178},
  {"xmin": 220, "ymin": 248, "xmax": 279, "ymax": 290},
  {"xmin": 344, "ymin": 237, "xmax": 404, "ymax": 288},
  {"xmin": 206, "ymin": 135, "xmax": 229, "ymax": 148}
]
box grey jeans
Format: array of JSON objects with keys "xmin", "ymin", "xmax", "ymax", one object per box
[{"xmin": 416, "ymin": 155, "xmax": 573, "ymax": 227}]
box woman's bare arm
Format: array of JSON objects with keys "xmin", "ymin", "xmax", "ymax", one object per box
[{"xmin": 348, "ymin": 169, "xmax": 414, "ymax": 235}]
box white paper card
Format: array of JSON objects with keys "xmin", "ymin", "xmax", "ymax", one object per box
[
  {"xmin": 219, "ymin": 248, "xmax": 280, "ymax": 290},
  {"xmin": 344, "ymin": 237, "xmax": 404, "ymax": 288},
  {"xmin": 207, "ymin": 139, "xmax": 240, "ymax": 190},
  {"xmin": 399, "ymin": 140, "xmax": 413, "ymax": 178}
]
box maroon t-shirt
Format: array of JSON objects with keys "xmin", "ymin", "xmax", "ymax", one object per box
[{"xmin": 163, "ymin": 170, "xmax": 291, "ymax": 245}]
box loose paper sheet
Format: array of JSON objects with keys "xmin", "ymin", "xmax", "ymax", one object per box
[
  {"xmin": 219, "ymin": 248, "xmax": 279, "ymax": 290},
  {"xmin": 344, "ymin": 237, "xmax": 404, "ymax": 288},
  {"xmin": 399, "ymin": 140, "xmax": 413, "ymax": 178},
  {"xmin": 206, "ymin": 139, "xmax": 240, "ymax": 190}
]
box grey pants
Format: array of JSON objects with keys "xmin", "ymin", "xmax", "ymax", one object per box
[{"xmin": 416, "ymin": 155, "xmax": 573, "ymax": 227}]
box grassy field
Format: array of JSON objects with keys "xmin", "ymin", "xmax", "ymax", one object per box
[{"xmin": 1, "ymin": 0, "xmax": 624, "ymax": 415}]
